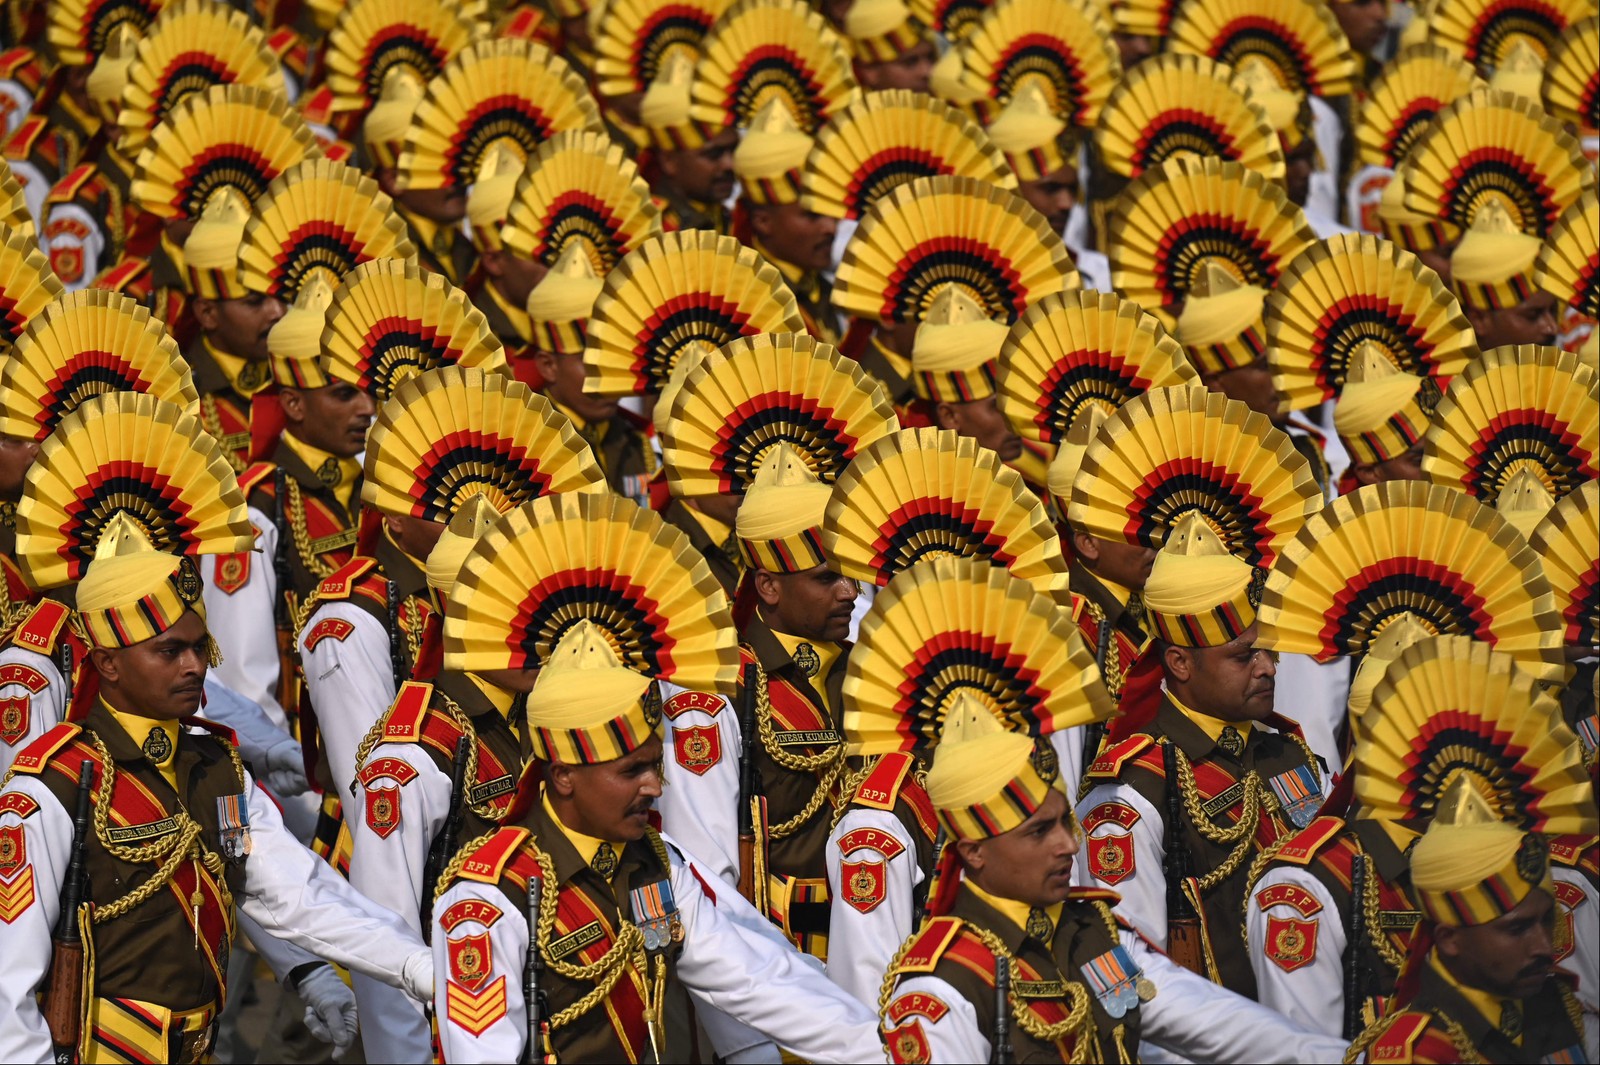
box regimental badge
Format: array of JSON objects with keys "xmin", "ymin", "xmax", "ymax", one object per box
[
  {"xmin": 792, "ymin": 641, "xmax": 820, "ymax": 678},
  {"xmin": 48, "ymin": 242, "xmax": 83, "ymax": 285},
  {"xmin": 1515, "ymin": 833, "xmax": 1548, "ymax": 884},
  {"xmin": 884, "ymin": 1019, "xmax": 931, "ymax": 1065},
  {"xmin": 449, "ymin": 930, "xmax": 494, "ymax": 993},
  {"xmin": 0, "ymin": 695, "xmax": 28, "ymax": 746},
  {"xmin": 215, "ymin": 554, "xmax": 250, "ymax": 596},
  {"xmin": 1081, "ymin": 944, "xmax": 1152, "ymax": 1019},
  {"xmin": 0, "ymin": 824, "xmax": 24, "ymax": 879},
  {"xmin": 1030, "ymin": 738, "xmax": 1059, "ymax": 784},
  {"xmin": 236, "ymin": 360, "xmax": 271, "ymax": 393},
  {"xmin": 1088, "ymin": 832, "xmax": 1135, "ymax": 885},
  {"xmin": 672, "ymin": 724, "xmax": 722, "ymax": 776},
  {"xmin": 1552, "ymin": 880, "xmax": 1583, "ymax": 962},
  {"xmin": 1264, "ymin": 915, "xmax": 1319, "ymax": 972},
  {"xmin": 316, "ymin": 457, "xmax": 342, "ymax": 488},
  {"xmin": 174, "ymin": 558, "xmax": 202, "ymax": 604},
  {"xmin": 641, "ymin": 682, "xmax": 663, "ymax": 728},
  {"xmin": 630, "ymin": 877, "xmax": 683, "ymax": 952},
  {"xmin": 841, "ymin": 857, "xmax": 888, "ymax": 914},
  {"xmin": 365, "ymin": 784, "xmax": 402, "ymax": 839},
  {"xmin": 141, "ymin": 727, "xmax": 173, "ymax": 764},
  {"xmin": 0, "ymin": 862, "xmax": 33, "ymax": 923},
  {"xmin": 1267, "ymin": 765, "xmax": 1321, "ymax": 830}
]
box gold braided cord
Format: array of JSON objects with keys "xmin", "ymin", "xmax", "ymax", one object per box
[
  {"xmin": 831, "ymin": 758, "xmax": 878, "ymax": 831},
  {"xmin": 197, "ymin": 396, "xmax": 246, "ymax": 475},
  {"xmin": 348, "ymin": 689, "xmax": 508, "ymax": 820},
  {"xmin": 1238, "ymin": 834, "xmax": 1292, "ymax": 950},
  {"xmin": 433, "ymin": 828, "xmax": 501, "ymax": 903},
  {"xmin": 1359, "ymin": 851, "xmax": 1407, "ymax": 973},
  {"xmin": 1170, "ymin": 743, "xmax": 1262, "ymax": 892},
  {"xmin": 751, "ymin": 659, "xmax": 847, "ymax": 839},
  {"xmin": 966, "ymin": 924, "xmax": 1097, "ymax": 1056},
  {"xmin": 530, "ymin": 845, "xmax": 655, "ymax": 1031},
  {"xmin": 284, "ymin": 477, "xmax": 340, "ymax": 580}
]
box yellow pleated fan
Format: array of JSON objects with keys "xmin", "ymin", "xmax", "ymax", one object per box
[
  {"xmin": 996, "ymin": 290, "xmax": 1197, "ymax": 449},
  {"xmin": 1429, "ymin": 0, "xmax": 1593, "ymax": 68},
  {"xmin": 955, "ymin": 0, "xmax": 1121, "ymax": 128},
  {"xmin": 1422, "ymin": 345, "xmax": 1599, "ymax": 507},
  {"xmin": 16, "ymin": 392, "xmax": 253, "ymax": 590},
  {"xmin": 322, "ymin": 0, "xmax": 481, "ymax": 113},
  {"xmin": 361, "ymin": 366, "xmax": 603, "ymax": 524},
  {"xmin": 1354, "ymin": 44, "xmax": 1483, "ymax": 170},
  {"xmin": 843, "ymin": 556, "xmax": 1111, "ymax": 757},
  {"xmin": 659, "ymin": 332, "xmax": 898, "ymax": 497},
  {"xmin": 802, "ymin": 90, "xmax": 1016, "ymax": 221},
  {"xmin": 237, "ymin": 159, "xmax": 417, "ymax": 303},
  {"xmin": 833, "ymin": 175, "xmax": 1077, "ymax": 327},
  {"xmin": 130, "ymin": 84, "xmax": 320, "ymax": 221},
  {"xmin": 822, "ymin": 426, "xmax": 1070, "ymax": 601},
  {"xmin": 1167, "ymin": 0, "xmax": 1357, "ymax": 99},
  {"xmin": 500, "ymin": 130, "xmax": 662, "ymax": 271},
  {"xmin": 1540, "ymin": 15, "xmax": 1598, "ymax": 130},
  {"xmin": 1096, "ymin": 53, "xmax": 1284, "ymax": 181},
  {"xmin": 1398, "ymin": 88, "xmax": 1592, "ymax": 238},
  {"xmin": 1535, "ymin": 189, "xmax": 1599, "ymax": 319},
  {"xmin": 1266, "ymin": 233, "xmax": 1479, "ymax": 414},
  {"xmin": 1066, "ymin": 385, "xmax": 1322, "ymax": 566},
  {"xmin": 1256, "ymin": 480, "xmax": 1565, "ymax": 680},
  {"xmin": 1530, "ymin": 478, "xmax": 1598, "ymax": 650},
  {"xmin": 908, "ymin": 0, "xmax": 992, "ymax": 41},
  {"xmin": 0, "ymin": 162, "xmax": 32, "ymax": 239},
  {"xmin": 398, "ymin": 40, "xmax": 603, "ymax": 193},
  {"xmin": 592, "ymin": 0, "xmax": 733, "ymax": 99},
  {"xmin": 46, "ymin": 0, "xmax": 167, "ymax": 68},
  {"xmin": 443, "ymin": 491, "xmax": 739, "ymax": 691},
  {"xmin": 0, "ymin": 228, "xmax": 64, "ymax": 349},
  {"xmin": 322, "ymin": 259, "xmax": 506, "ymax": 402},
  {"xmin": 689, "ymin": 0, "xmax": 859, "ymax": 136},
  {"xmin": 115, "ymin": 0, "xmax": 284, "ymax": 163},
  {"xmin": 0, "ymin": 290, "xmax": 198, "ymax": 443},
  {"xmin": 1107, "ymin": 155, "xmax": 1317, "ymax": 313},
  {"xmin": 1354, "ymin": 636, "xmax": 1593, "ymax": 833},
  {"xmin": 583, "ymin": 230, "xmax": 805, "ymax": 396}
]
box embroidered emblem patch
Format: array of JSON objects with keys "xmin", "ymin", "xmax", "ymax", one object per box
[
  {"xmin": 671, "ymin": 724, "xmax": 721, "ymax": 776},
  {"xmin": 1552, "ymin": 880, "xmax": 1583, "ymax": 962},
  {"xmin": 303, "ymin": 617, "xmax": 355, "ymax": 651},
  {"xmin": 215, "ymin": 554, "xmax": 250, "ymax": 595},
  {"xmin": 837, "ymin": 827, "xmax": 906, "ymax": 861},
  {"xmin": 1088, "ymin": 831, "xmax": 1135, "ymax": 885},
  {"xmin": 0, "ymin": 823, "xmax": 24, "ymax": 878},
  {"xmin": 885, "ymin": 992, "xmax": 949, "ymax": 1024},
  {"xmin": 0, "ymin": 695, "xmax": 28, "ymax": 746},
  {"xmin": 364, "ymin": 785, "xmax": 402, "ymax": 839},
  {"xmin": 1264, "ymin": 915, "xmax": 1319, "ymax": 972},
  {"xmin": 840, "ymin": 857, "xmax": 888, "ymax": 914},
  {"xmin": 448, "ymin": 930, "xmax": 493, "ymax": 993},
  {"xmin": 884, "ymin": 1019, "xmax": 931, "ymax": 1064}
]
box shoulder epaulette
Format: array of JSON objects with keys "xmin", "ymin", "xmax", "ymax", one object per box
[
  {"xmin": 379, "ymin": 681, "xmax": 435, "ymax": 744},
  {"xmin": 1273, "ymin": 816, "xmax": 1346, "ymax": 866},
  {"xmin": 1365, "ymin": 1011, "xmax": 1432, "ymax": 1063},
  {"xmin": 1068, "ymin": 886, "xmax": 1123, "ymax": 906},
  {"xmin": 1547, "ymin": 835, "xmax": 1597, "ymax": 875},
  {"xmin": 90, "ymin": 257, "xmax": 151, "ymax": 296},
  {"xmin": 183, "ymin": 715, "xmax": 239, "ymax": 747},
  {"xmin": 299, "ymin": 85, "xmax": 335, "ymax": 126},
  {"xmin": 9, "ymin": 599, "xmax": 71, "ymax": 654},
  {"xmin": 892, "ymin": 917, "xmax": 965, "ymax": 974},
  {"xmin": 1086, "ymin": 735, "xmax": 1154, "ymax": 780},
  {"xmin": 458, "ymin": 826, "xmax": 532, "ymax": 885},
  {"xmin": 314, "ymin": 557, "xmax": 380, "ymax": 601},
  {"xmin": 238, "ymin": 461, "xmax": 277, "ymax": 498},
  {"xmin": 8, "ymin": 723, "xmax": 82, "ymax": 775},
  {"xmin": 3, "ymin": 115, "xmax": 46, "ymax": 158},
  {"xmin": 854, "ymin": 751, "xmax": 915, "ymax": 812},
  {"xmin": 0, "ymin": 47, "xmax": 39, "ymax": 80},
  {"xmin": 46, "ymin": 163, "xmax": 95, "ymax": 204}
]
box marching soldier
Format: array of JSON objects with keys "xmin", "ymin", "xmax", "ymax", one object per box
[
  {"xmin": 911, "ymin": 288, "xmax": 1024, "ymax": 468},
  {"xmin": 638, "ymin": 53, "xmax": 736, "ymax": 236},
  {"xmin": 877, "ymin": 696, "xmax": 1349, "ymax": 1062},
  {"xmin": 1449, "ymin": 204, "xmax": 1560, "ymax": 349},
  {"xmin": 843, "ymin": 0, "xmax": 935, "ymax": 93}
]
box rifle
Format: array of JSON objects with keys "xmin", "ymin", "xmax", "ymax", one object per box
[
  {"xmin": 272, "ymin": 468, "xmax": 297, "ymax": 715},
  {"xmin": 912, "ymin": 827, "xmax": 945, "ymax": 929},
  {"xmin": 421, "ymin": 737, "xmax": 472, "ymax": 940},
  {"xmin": 991, "ymin": 954, "xmax": 1013, "ymax": 1065},
  {"xmin": 386, "ymin": 579, "xmax": 406, "ymax": 687},
  {"xmin": 44, "ymin": 763, "xmax": 94, "ymax": 1064},
  {"xmin": 522, "ymin": 877, "xmax": 545, "ymax": 1065},
  {"xmin": 1079, "ymin": 618, "xmax": 1114, "ymax": 782},
  {"xmin": 57, "ymin": 639, "xmax": 73, "ymax": 711},
  {"xmin": 1162, "ymin": 741, "xmax": 1205, "ymax": 975},
  {"xmin": 735, "ymin": 662, "xmax": 760, "ymax": 904},
  {"xmin": 1344, "ymin": 854, "xmax": 1368, "ymax": 1040}
]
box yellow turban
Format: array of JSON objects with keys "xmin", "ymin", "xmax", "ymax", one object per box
[
  {"xmin": 1176, "ymin": 263, "xmax": 1269, "ymax": 374},
  {"xmin": 85, "ymin": 24, "xmax": 136, "ymax": 119},
  {"xmin": 268, "ymin": 277, "xmax": 334, "ymax": 389},
  {"xmin": 527, "ymin": 244, "xmax": 603, "ymax": 355},
  {"xmin": 1411, "ymin": 778, "xmax": 1553, "ymax": 926},
  {"xmin": 846, "ymin": 0, "xmax": 926, "ymax": 62},
  {"xmin": 426, "ymin": 495, "xmax": 503, "ymax": 596},
  {"xmin": 925, "ymin": 691, "xmax": 1063, "ymax": 840},
  {"xmin": 467, "ymin": 145, "xmax": 525, "ymax": 253},
  {"xmin": 1378, "ymin": 171, "xmax": 1460, "ymax": 253},
  {"xmin": 76, "ymin": 515, "xmax": 212, "ymax": 653},
  {"xmin": 1333, "ymin": 342, "xmax": 1432, "ymax": 464},
  {"xmin": 1487, "ymin": 40, "xmax": 1543, "ymax": 102},
  {"xmin": 364, "ymin": 68, "xmax": 425, "ymax": 169},
  {"xmin": 1142, "ymin": 513, "xmax": 1259, "ymax": 646},
  {"xmin": 1346, "ymin": 612, "xmax": 1433, "ymax": 721},
  {"xmin": 1451, "ymin": 202, "xmax": 1542, "ymax": 311},
  {"xmin": 931, "ymin": 48, "xmax": 985, "ymax": 107},
  {"xmin": 1494, "ymin": 467, "xmax": 1555, "ymax": 539},
  {"xmin": 734, "ymin": 98, "xmax": 812, "ymax": 206},
  {"xmin": 1046, "ymin": 405, "xmax": 1107, "ymax": 511},
  {"xmin": 735, "ymin": 442, "xmax": 831, "ymax": 573},
  {"xmin": 1235, "ymin": 58, "xmax": 1310, "ymax": 150},
  {"xmin": 526, "ymin": 619, "xmax": 662, "ymax": 764},
  {"xmin": 986, "ymin": 83, "xmax": 1072, "ymax": 181},
  {"xmin": 185, "ymin": 188, "xmax": 251, "ymax": 300},
  {"xmin": 641, "ymin": 49, "xmax": 714, "ymax": 151},
  {"xmin": 911, "ymin": 287, "xmax": 1005, "ymax": 402}
]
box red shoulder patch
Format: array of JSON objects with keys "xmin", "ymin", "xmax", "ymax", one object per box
[
  {"xmin": 0, "ymin": 822, "xmax": 24, "ymax": 878},
  {"xmin": 315, "ymin": 557, "xmax": 379, "ymax": 599},
  {"xmin": 439, "ymin": 897, "xmax": 503, "ymax": 934},
  {"xmin": 1264, "ymin": 914, "xmax": 1319, "ymax": 972},
  {"xmin": 886, "ymin": 992, "xmax": 949, "ymax": 1024},
  {"xmin": 894, "ymin": 917, "xmax": 963, "ymax": 973},
  {"xmin": 357, "ymin": 756, "xmax": 420, "ymax": 788},
  {"xmin": 381, "ymin": 682, "xmax": 434, "ymax": 743},
  {"xmin": 213, "ymin": 553, "xmax": 250, "ymax": 595},
  {"xmin": 883, "ymin": 1019, "xmax": 931, "ymax": 1064},
  {"xmin": 0, "ymin": 792, "xmax": 40, "ymax": 819},
  {"xmin": 90, "ymin": 257, "xmax": 150, "ymax": 294},
  {"xmin": 837, "ymin": 826, "xmax": 907, "ymax": 861},
  {"xmin": 1082, "ymin": 801, "xmax": 1140, "ymax": 832},
  {"xmin": 182, "ymin": 716, "xmax": 238, "ymax": 747},
  {"xmin": 10, "ymin": 600, "xmax": 70, "ymax": 654},
  {"xmin": 839, "ymin": 855, "xmax": 888, "ymax": 914},
  {"xmin": 3, "ymin": 115, "xmax": 45, "ymax": 156},
  {"xmin": 1254, "ymin": 881, "xmax": 1323, "ymax": 917},
  {"xmin": 1087, "ymin": 832, "xmax": 1135, "ymax": 885},
  {"xmin": 854, "ymin": 751, "xmax": 915, "ymax": 811},
  {"xmin": 1086, "ymin": 734, "xmax": 1153, "ymax": 779},
  {"xmin": 459, "ymin": 827, "xmax": 533, "ymax": 884},
  {"xmin": 671, "ymin": 723, "xmax": 722, "ymax": 776},
  {"xmin": 302, "ymin": 617, "xmax": 355, "ymax": 651},
  {"xmin": 662, "ymin": 689, "xmax": 723, "ymax": 719},
  {"xmin": 238, "ymin": 462, "xmax": 277, "ymax": 498},
  {"xmin": 1368, "ymin": 1012, "xmax": 1432, "ymax": 1063},
  {"xmin": 45, "ymin": 163, "xmax": 94, "ymax": 204},
  {"xmin": 1067, "ymin": 886, "xmax": 1123, "ymax": 906},
  {"xmin": 1274, "ymin": 816, "xmax": 1345, "ymax": 866},
  {"xmin": 8, "ymin": 723, "xmax": 80, "ymax": 775}
]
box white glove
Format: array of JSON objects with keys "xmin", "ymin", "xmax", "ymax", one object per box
[
  {"xmin": 296, "ymin": 963, "xmax": 358, "ymax": 1054},
  {"xmin": 262, "ymin": 737, "xmax": 310, "ymax": 797},
  {"xmin": 401, "ymin": 947, "xmax": 435, "ymax": 1004}
]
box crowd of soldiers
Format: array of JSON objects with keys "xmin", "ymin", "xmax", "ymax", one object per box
[{"xmin": 0, "ymin": 0, "xmax": 1593, "ymax": 1060}]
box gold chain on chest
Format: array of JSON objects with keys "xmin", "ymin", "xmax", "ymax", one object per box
[
  {"xmin": 284, "ymin": 477, "xmax": 341, "ymax": 580},
  {"xmin": 1170, "ymin": 743, "xmax": 1263, "ymax": 893},
  {"xmin": 197, "ymin": 396, "xmax": 246, "ymax": 475},
  {"xmin": 750, "ymin": 658, "xmax": 846, "ymax": 839}
]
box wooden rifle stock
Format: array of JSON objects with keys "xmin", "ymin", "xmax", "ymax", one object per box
[
  {"xmin": 735, "ymin": 662, "xmax": 759, "ymax": 905},
  {"xmin": 1162, "ymin": 742, "xmax": 1205, "ymax": 975},
  {"xmin": 45, "ymin": 762, "xmax": 93, "ymax": 1063}
]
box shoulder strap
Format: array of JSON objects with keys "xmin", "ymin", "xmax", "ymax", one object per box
[
  {"xmin": 456, "ymin": 826, "xmax": 533, "ymax": 885},
  {"xmin": 1273, "ymin": 816, "xmax": 1347, "ymax": 866},
  {"xmin": 312, "ymin": 557, "xmax": 380, "ymax": 601},
  {"xmin": 8, "ymin": 722, "xmax": 82, "ymax": 774},
  {"xmin": 8, "ymin": 599, "xmax": 71, "ymax": 655},
  {"xmin": 46, "ymin": 163, "xmax": 95, "ymax": 203},
  {"xmin": 854, "ymin": 751, "xmax": 915, "ymax": 812},
  {"xmin": 238, "ymin": 461, "xmax": 278, "ymax": 498},
  {"xmin": 378, "ymin": 681, "xmax": 436, "ymax": 745},
  {"xmin": 890, "ymin": 917, "xmax": 967, "ymax": 975},
  {"xmin": 1085, "ymin": 734, "xmax": 1154, "ymax": 780}
]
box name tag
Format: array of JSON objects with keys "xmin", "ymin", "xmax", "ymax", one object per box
[
  {"xmin": 105, "ymin": 816, "xmax": 178, "ymax": 843},
  {"xmin": 1377, "ymin": 910, "xmax": 1421, "ymax": 930},
  {"xmin": 775, "ymin": 729, "xmax": 841, "ymax": 747},
  {"xmin": 308, "ymin": 529, "xmax": 358, "ymax": 555},
  {"xmin": 219, "ymin": 432, "xmax": 251, "ymax": 452},
  {"xmin": 1011, "ymin": 979, "xmax": 1066, "ymax": 999},
  {"xmin": 465, "ymin": 775, "xmax": 515, "ymax": 805},
  {"xmin": 1200, "ymin": 781, "xmax": 1244, "ymax": 818},
  {"xmin": 545, "ymin": 921, "xmax": 606, "ymax": 961}
]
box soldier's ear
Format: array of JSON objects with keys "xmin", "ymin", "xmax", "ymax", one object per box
[
  {"xmin": 89, "ymin": 646, "xmax": 119, "ymax": 683},
  {"xmin": 1433, "ymin": 922, "xmax": 1462, "ymax": 961},
  {"xmin": 192, "ymin": 298, "xmax": 219, "ymax": 332},
  {"xmin": 1071, "ymin": 530, "xmax": 1100, "ymax": 563},
  {"xmin": 752, "ymin": 569, "xmax": 782, "ymax": 609},
  {"xmin": 1162, "ymin": 643, "xmax": 1192, "ymax": 683},
  {"xmin": 278, "ymin": 388, "xmax": 306, "ymax": 423},
  {"xmin": 933, "ymin": 402, "xmax": 960, "ymax": 432},
  {"xmin": 956, "ymin": 837, "xmax": 985, "ymax": 873},
  {"xmin": 546, "ymin": 759, "xmax": 577, "ymax": 799}
]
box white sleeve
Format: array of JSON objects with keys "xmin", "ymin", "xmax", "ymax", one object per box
[
  {"xmin": 239, "ymin": 910, "xmax": 323, "ymax": 984},
  {"xmin": 1075, "ymin": 784, "xmax": 1167, "ymax": 947},
  {"xmin": 299, "ymin": 602, "xmax": 396, "ymax": 801},
  {"xmin": 1245, "ymin": 865, "xmax": 1346, "ymax": 1037},
  {"xmin": 40, "ymin": 202, "xmax": 102, "ymax": 292},
  {"xmin": 348, "ymin": 743, "xmax": 449, "ymax": 1063},
  {"xmin": 238, "ymin": 771, "xmax": 426, "ymax": 989},
  {"xmin": 825, "ymin": 807, "xmax": 922, "ymax": 1008},
  {"xmin": 1272, "ymin": 654, "xmax": 1346, "ymax": 779},
  {"xmin": 1051, "ymin": 726, "xmax": 1086, "ymax": 809},
  {"xmin": 432, "ymin": 878, "xmax": 528, "ymax": 1065},
  {"xmin": 656, "ymin": 685, "xmax": 741, "ymax": 889},
  {"xmin": 0, "ymin": 776, "xmax": 71, "ymax": 1065},
  {"xmin": 1554, "ymin": 864, "xmax": 1598, "ymax": 1015},
  {"xmin": 882, "ymin": 975, "xmax": 989, "ymax": 1063},
  {"xmin": 1131, "ymin": 926, "xmax": 1350, "ymax": 1063},
  {"xmin": 202, "ymin": 511, "xmax": 287, "ymax": 732},
  {"xmin": 0, "ymin": 648, "xmax": 64, "ymax": 781},
  {"xmin": 667, "ymin": 838, "xmax": 883, "ymax": 1063},
  {"xmin": 198, "ymin": 676, "xmax": 294, "ymax": 770}
]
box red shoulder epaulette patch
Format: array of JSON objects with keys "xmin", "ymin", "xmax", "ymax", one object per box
[
  {"xmin": 1546, "ymin": 834, "xmax": 1592, "ymax": 869},
  {"xmin": 9, "ymin": 599, "xmax": 70, "ymax": 654},
  {"xmin": 439, "ymin": 897, "xmax": 503, "ymax": 934},
  {"xmin": 0, "ymin": 47, "xmax": 38, "ymax": 81},
  {"xmin": 1068, "ymin": 886, "xmax": 1123, "ymax": 906},
  {"xmin": 380, "ymin": 682, "xmax": 435, "ymax": 744},
  {"xmin": 299, "ymin": 85, "xmax": 335, "ymax": 125},
  {"xmin": 8, "ymin": 723, "xmax": 81, "ymax": 774},
  {"xmin": 458, "ymin": 827, "xmax": 532, "ymax": 885},
  {"xmin": 1082, "ymin": 801, "xmax": 1140, "ymax": 833},
  {"xmin": 357, "ymin": 756, "xmax": 419, "ymax": 787},
  {"xmin": 1274, "ymin": 816, "xmax": 1346, "ymax": 866},
  {"xmin": 45, "ymin": 163, "xmax": 94, "ymax": 204},
  {"xmin": 0, "ymin": 792, "xmax": 40, "ymax": 819},
  {"xmin": 885, "ymin": 991, "xmax": 949, "ymax": 1023},
  {"xmin": 854, "ymin": 751, "xmax": 914, "ymax": 811},
  {"xmin": 1367, "ymin": 1012, "xmax": 1432, "ymax": 1063},
  {"xmin": 893, "ymin": 917, "xmax": 964, "ymax": 974},
  {"xmin": 315, "ymin": 557, "xmax": 379, "ymax": 600},
  {"xmin": 661, "ymin": 689, "xmax": 723, "ymax": 719},
  {"xmin": 837, "ymin": 826, "xmax": 907, "ymax": 861},
  {"xmin": 1086, "ymin": 735, "xmax": 1153, "ymax": 779},
  {"xmin": 90, "ymin": 257, "xmax": 150, "ymax": 295},
  {"xmin": 302, "ymin": 617, "xmax": 355, "ymax": 651},
  {"xmin": 183, "ymin": 716, "xmax": 239, "ymax": 747},
  {"xmin": 3, "ymin": 115, "xmax": 45, "ymax": 158},
  {"xmin": 238, "ymin": 461, "xmax": 277, "ymax": 498}
]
